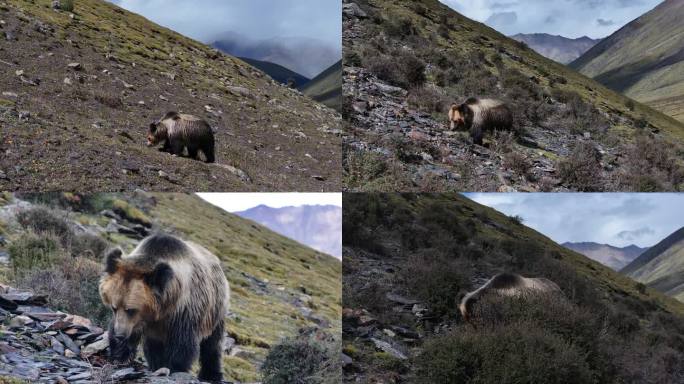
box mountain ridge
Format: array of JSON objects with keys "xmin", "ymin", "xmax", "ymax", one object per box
[
  {"xmin": 570, "ymin": 0, "xmax": 684, "ymax": 122},
  {"xmin": 510, "ymin": 33, "xmax": 600, "ymax": 64},
  {"xmin": 562, "ymin": 241, "xmax": 647, "ymax": 270},
  {"xmin": 235, "ymin": 204, "xmax": 342, "ymax": 258}
]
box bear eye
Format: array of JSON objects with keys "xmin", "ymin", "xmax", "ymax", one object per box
[
  {"xmin": 111, "ymin": 305, "xmax": 117, "ymax": 312},
  {"xmin": 126, "ymin": 308, "xmax": 138, "ymax": 317}
]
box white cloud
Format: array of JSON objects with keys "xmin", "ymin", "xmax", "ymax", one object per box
[
  {"xmin": 107, "ymin": 0, "xmax": 341, "ymax": 53},
  {"xmin": 440, "ymin": 0, "xmax": 662, "ymax": 38},
  {"xmin": 465, "ymin": 193, "xmax": 684, "ymax": 248},
  {"xmin": 197, "ymin": 193, "xmax": 341, "ymax": 212}
]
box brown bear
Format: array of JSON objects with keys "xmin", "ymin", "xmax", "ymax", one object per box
[
  {"xmin": 458, "ymin": 273, "xmax": 561, "ymax": 322},
  {"xmin": 448, "ymin": 98, "xmax": 513, "ymax": 145},
  {"xmin": 99, "ymin": 233, "xmax": 229, "ymax": 382},
  {"xmin": 147, "ymin": 112, "xmax": 216, "ymax": 163}
]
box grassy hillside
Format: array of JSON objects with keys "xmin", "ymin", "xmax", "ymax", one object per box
[
  {"xmin": 622, "ymin": 227, "xmax": 684, "ymax": 301},
  {"xmin": 343, "ymin": 193, "xmax": 684, "ymax": 383},
  {"xmin": 302, "ymin": 60, "xmax": 342, "ymax": 112},
  {"xmin": 0, "ymin": 192, "xmax": 342, "ymax": 382},
  {"xmin": 571, "ymin": 0, "xmax": 684, "ymax": 122},
  {"xmin": 0, "ymin": 0, "xmax": 341, "ymax": 192},
  {"xmin": 343, "ymin": 0, "xmax": 684, "ymax": 192},
  {"xmin": 239, "ymin": 57, "xmax": 310, "ymax": 88}
]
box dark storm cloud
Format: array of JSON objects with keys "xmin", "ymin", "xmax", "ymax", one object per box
[
  {"xmin": 106, "ymin": 1, "xmax": 341, "ymax": 56},
  {"xmin": 466, "ymin": 193, "xmax": 684, "ymax": 248},
  {"xmin": 440, "ymin": 0, "xmax": 662, "ymax": 38},
  {"xmin": 597, "ymin": 18, "xmax": 615, "ymax": 26}
]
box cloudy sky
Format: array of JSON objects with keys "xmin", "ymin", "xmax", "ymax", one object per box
[
  {"xmin": 107, "ymin": 0, "xmax": 341, "ymax": 53},
  {"xmin": 440, "ymin": 0, "xmax": 663, "ymax": 38},
  {"xmin": 466, "ymin": 193, "xmax": 684, "ymax": 248},
  {"xmin": 197, "ymin": 193, "xmax": 341, "ymax": 212}
]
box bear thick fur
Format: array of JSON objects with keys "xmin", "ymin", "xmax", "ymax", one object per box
[
  {"xmin": 147, "ymin": 112, "xmax": 216, "ymax": 163},
  {"xmin": 99, "ymin": 233, "xmax": 229, "ymax": 382},
  {"xmin": 458, "ymin": 273, "xmax": 561, "ymax": 322},
  {"xmin": 448, "ymin": 98, "xmax": 513, "ymax": 145}
]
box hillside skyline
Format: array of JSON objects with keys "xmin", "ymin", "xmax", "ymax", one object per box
[
  {"xmin": 467, "ymin": 193, "xmax": 684, "ymax": 248},
  {"xmin": 440, "ymin": 0, "xmax": 663, "ymax": 39}
]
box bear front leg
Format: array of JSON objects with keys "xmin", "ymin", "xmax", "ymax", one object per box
[
  {"xmin": 169, "ymin": 139, "xmax": 185, "ymax": 157},
  {"xmin": 142, "ymin": 337, "xmax": 167, "ymax": 371},
  {"xmin": 198, "ymin": 322, "xmax": 224, "ymax": 382},
  {"xmin": 159, "ymin": 140, "xmax": 172, "ymax": 153}
]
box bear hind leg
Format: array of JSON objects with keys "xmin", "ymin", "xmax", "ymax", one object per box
[
  {"xmin": 187, "ymin": 145, "xmax": 199, "ymax": 160},
  {"xmin": 198, "ymin": 322, "xmax": 224, "ymax": 382},
  {"xmin": 202, "ymin": 143, "xmax": 215, "ymax": 163}
]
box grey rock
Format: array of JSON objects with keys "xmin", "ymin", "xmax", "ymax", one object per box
[
  {"xmin": 343, "ymin": 3, "xmax": 367, "ymax": 18},
  {"xmin": 110, "ymin": 367, "xmax": 144, "ymax": 381},
  {"xmin": 370, "ymin": 338, "xmax": 407, "ymax": 360}
]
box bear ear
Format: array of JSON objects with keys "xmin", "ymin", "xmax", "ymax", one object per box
[
  {"xmin": 104, "ymin": 248, "xmax": 123, "ymax": 274},
  {"xmin": 144, "ymin": 262, "xmax": 174, "ymax": 294},
  {"xmin": 163, "ymin": 111, "xmax": 180, "ymax": 121}
]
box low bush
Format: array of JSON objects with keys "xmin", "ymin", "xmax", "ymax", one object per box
[
  {"xmin": 619, "ymin": 134, "xmax": 684, "ymax": 191},
  {"xmin": 416, "ymin": 323, "xmax": 595, "ymax": 384},
  {"xmin": 16, "ymin": 207, "xmax": 74, "ymax": 246},
  {"xmin": 261, "ymin": 336, "xmax": 340, "ymax": 384},
  {"xmin": 8, "ymin": 232, "xmax": 62, "ymax": 276},
  {"xmin": 557, "ymin": 141, "xmax": 603, "ymax": 191}
]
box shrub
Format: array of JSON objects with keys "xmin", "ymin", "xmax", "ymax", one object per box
[
  {"xmin": 509, "ymin": 214, "xmax": 524, "ymax": 225},
  {"xmin": 407, "ymin": 86, "xmax": 448, "ymax": 115},
  {"xmin": 261, "ymin": 336, "xmax": 340, "ymax": 384},
  {"xmin": 503, "ymin": 151, "xmax": 531, "ymax": 178},
  {"xmin": 71, "ymin": 232, "xmax": 108, "ymax": 259},
  {"xmin": 400, "ymin": 251, "xmax": 469, "ymax": 317},
  {"xmin": 416, "ymin": 323, "xmax": 595, "ymax": 384},
  {"xmin": 8, "ymin": 232, "xmax": 62, "ymax": 276},
  {"xmin": 16, "ymin": 206, "xmax": 74, "ymax": 246},
  {"xmin": 619, "ymin": 134, "xmax": 684, "ymax": 191},
  {"xmin": 382, "ymin": 16, "xmax": 417, "ymax": 39},
  {"xmin": 61, "ymin": 0, "xmax": 74, "ymax": 12},
  {"xmin": 364, "ymin": 50, "xmax": 426, "ymax": 89},
  {"xmin": 16, "ymin": 256, "xmax": 110, "ymax": 326},
  {"xmin": 557, "ymin": 141, "xmax": 603, "ymax": 191}
]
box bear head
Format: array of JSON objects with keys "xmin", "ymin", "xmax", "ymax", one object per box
[
  {"xmin": 448, "ymin": 104, "xmax": 467, "ymax": 130},
  {"xmin": 99, "ymin": 248, "xmax": 176, "ymax": 362},
  {"xmin": 147, "ymin": 111, "xmax": 180, "ymax": 147}
]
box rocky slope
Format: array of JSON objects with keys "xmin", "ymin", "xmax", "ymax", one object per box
[
  {"xmin": 571, "ymin": 0, "xmax": 684, "ymax": 123},
  {"xmin": 0, "ymin": 0, "xmax": 341, "ymax": 192},
  {"xmin": 0, "ymin": 192, "xmax": 341, "ymax": 382},
  {"xmin": 510, "ymin": 33, "xmax": 600, "ymax": 64},
  {"xmin": 235, "ymin": 204, "xmax": 342, "ymax": 258},
  {"xmin": 621, "ymin": 227, "xmax": 684, "ymax": 301},
  {"xmin": 342, "ymin": 193, "xmax": 684, "ymax": 383},
  {"xmin": 0, "ymin": 284, "xmax": 207, "ymax": 383},
  {"xmin": 342, "ymin": 0, "xmax": 684, "ymax": 192},
  {"xmin": 562, "ymin": 241, "xmax": 647, "ymax": 270}
]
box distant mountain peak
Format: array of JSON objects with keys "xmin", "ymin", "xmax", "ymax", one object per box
[
  {"xmin": 563, "ymin": 241, "xmax": 647, "ymax": 271},
  {"xmin": 510, "ymin": 33, "xmax": 601, "ymax": 64},
  {"xmin": 236, "ymin": 205, "xmax": 342, "ymax": 258}
]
